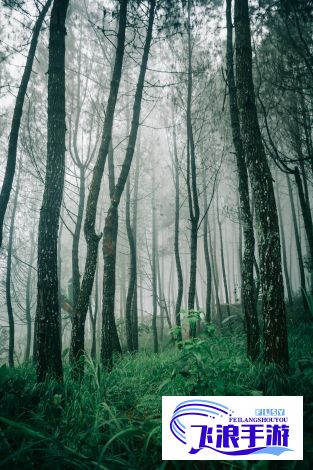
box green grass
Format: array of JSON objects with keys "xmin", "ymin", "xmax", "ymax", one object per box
[{"xmin": 0, "ymin": 324, "xmax": 313, "ymax": 469}]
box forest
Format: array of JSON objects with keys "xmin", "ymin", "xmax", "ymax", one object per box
[{"xmin": 0, "ymin": 0, "xmax": 312, "ymax": 468}]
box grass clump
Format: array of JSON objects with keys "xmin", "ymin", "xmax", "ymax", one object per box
[{"xmin": 0, "ymin": 324, "xmax": 312, "ymax": 469}]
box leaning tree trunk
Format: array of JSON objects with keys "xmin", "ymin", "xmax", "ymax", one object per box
[
  {"xmin": 69, "ymin": 0, "xmax": 128, "ymax": 376},
  {"xmin": 6, "ymin": 171, "xmax": 20, "ymax": 367},
  {"xmin": 234, "ymin": 0, "xmax": 288, "ymax": 368},
  {"xmin": 101, "ymin": 0, "xmax": 156, "ymax": 367},
  {"xmin": 226, "ymin": 0, "xmax": 259, "ymax": 359},
  {"xmin": 35, "ymin": 0, "xmax": 69, "ymax": 382},
  {"xmin": 0, "ymin": 0, "xmax": 52, "ymax": 249}
]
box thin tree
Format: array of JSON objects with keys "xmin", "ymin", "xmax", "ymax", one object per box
[
  {"xmin": 0, "ymin": 0, "xmax": 52, "ymax": 249},
  {"xmin": 24, "ymin": 230, "xmax": 35, "ymax": 362},
  {"xmin": 186, "ymin": 0, "xmax": 200, "ymax": 338},
  {"xmin": 151, "ymin": 159, "xmax": 159, "ymax": 353},
  {"xmin": 6, "ymin": 169, "xmax": 20, "ymax": 367},
  {"xmin": 69, "ymin": 0, "xmax": 128, "ymax": 375},
  {"xmin": 172, "ymin": 101, "xmax": 183, "ymax": 340},
  {"xmin": 101, "ymin": 0, "xmax": 156, "ymax": 366},
  {"xmin": 131, "ymin": 146, "xmax": 140, "ymax": 350},
  {"xmin": 202, "ymin": 173, "xmax": 212, "ymax": 323},
  {"xmin": 125, "ymin": 176, "xmax": 136, "ymax": 351},
  {"xmin": 275, "ymin": 180, "xmax": 293, "ymax": 305},
  {"xmin": 216, "ymin": 192, "xmax": 231, "ymax": 318},
  {"xmin": 286, "ymin": 175, "xmax": 310, "ymax": 318}
]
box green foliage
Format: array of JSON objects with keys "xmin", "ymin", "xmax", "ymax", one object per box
[{"xmin": 0, "ymin": 324, "xmax": 312, "ymax": 468}]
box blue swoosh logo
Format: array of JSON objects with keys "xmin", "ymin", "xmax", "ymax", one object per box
[{"xmin": 189, "ymin": 445, "xmax": 294, "ymax": 456}]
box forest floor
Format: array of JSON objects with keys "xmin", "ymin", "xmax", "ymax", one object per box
[{"xmin": 0, "ymin": 323, "xmax": 312, "ymax": 469}]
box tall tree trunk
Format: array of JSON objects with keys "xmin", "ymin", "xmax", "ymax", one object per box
[
  {"xmin": 275, "ymin": 181, "xmax": 293, "ymax": 305},
  {"xmin": 57, "ymin": 212, "xmax": 64, "ymax": 345},
  {"xmin": 172, "ymin": 102, "xmax": 183, "ymax": 340},
  {"xmin": 216, "ymin": 195, "xmax": 231, "ymax": 317},
  {"xmin": 69, "ymin": 0, "xmax": 128, "ymax": 375},
  {"xmin": 151, "ymin": 162, "xmax": 159, "ymax": 353},
  {"xmin": 208, "ymin": 226, "xmax": 222, "ymax": 326},
  {"xmin": 72, "ymin": 166, "xmax": 85, "ymax": 307},
  {"xmin": 140, "ymin": 267, "xmax": 144, "ymax": 324},
  {"xmin": 0, "ymin": 0, "xmax": 52, "ymax": 249},
  {"xmin": 186, "ymin": 0, "xmax": 200, "ymax": 338},
  {"xmin": 101, "ymin": 0, "xmax": 156, "ymax": 367},
  {"xmin": 287, "ymin": 175, "xmax": 311, "ymax": 319},
  {"xmin": 131, "ymin": 147, "xmax": 140, "ymax": 351},
  {"xmin": 294, "ymin": 167, "xmax": 313, "ymax": 286},
  {"xmin": 90, "ymin": 262, "xmax": 99, "ymax": 359},
  {"xmin": 202, "ymin": 176, "xmax": 212, "ymax": 323},
  {"xmin": 157, "ymin": 252, "xmax": 172, "ymax": 336},
  {"xmin": 125, "ymin": 177, "xmax": 136, "ymax": 351},
  {"xmin": 234, "ymin": 0, "xmax": 288, "ymax": 368},
  {"xmin": 120, "ymin": 254, "xmax": 126, "ymax": 319},
  {"xmin": 157, "ymin": 251, "xmax": 164, "ymax": 344},
  {"xmin": 25, "ymin": 231, "xmax": 35, "ymax": 362},
  {"xmin": 35, "ymin": 0, "xmax": 69, "ymax": 382},
  {"xmin": 226, "ymin": 0, "xmax": 259, "ymax": 359},
  {"xmin": 70, "ymin": 32, "xmax": 86, "ymax": 310},
  {"xmin": 6, "ymin": 171, "xmax": 20, "ymax": 367}
]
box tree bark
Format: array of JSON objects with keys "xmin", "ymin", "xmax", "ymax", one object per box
[
  {"xmin": 125, "ymin": 177, "xmax": 136, "ymax": 351},
  {"xmin": 25, "ymin": 231, "xmax": 35, "ymax": 362},
  {"xmin": 151, "ymin": 162, "xmax": 159, "ymax": 353},
  {"xmin": 69, "ymin": 0, "xmax": 128, "ymax": 375},
  {"xmin": 172, "ymin": 101, "xmax": 183, "ymax": 340},
  {"xmin": 209, "ymin": 226, "xmax": 222, "ymax": 327},
  {"xmin": 35, "ymin": 0, "xmax": 69, "ymax": 382},
  {"xmin": 216, "ymin": 195, "xmax": 231, "ymax": 318},
  {"xmin": 131, "ymin": 146, "xmax": 140, "ymax": 350},
  {"xmin": 91, "ymin": 262, "xmax": 99, "ymax": 359},
  {"xmin": 101, "ymin": 0, "xmax": 156, "ymax": 367},
  {"xmin": 72, "ymin": 166, "xmax": 85, "ymax": 308},
  {"xmin": 202, "ymin": 174, "xmax": 212, "ymax": 324},
  {"xmin": 157, "ymin": 251, "xmax": 172, "ymax": 336},
  {"xmin": 275, "ymin": 181, "xmax": 293, "ymax": 305},
  {"xmin": 287, "ymin": 175, "xmax": 311, "ymax": 319},
  {"xmin": 294, "ymin": 167, "xmax": 313, "ymax": 279},
  {"xmin": 0, "ymin": 0, "xmax": 52, "ymax": 249},
  {"xmin": 6, "ymin": 171, "xmax": 20, "ymax": 367},
  {"xmin": 234, "ymin": 0, "xmax": 288, "ymax": 368},
  {"xmin": 186, "ymin": 0, "xmax": 200, "ymax": 338},
  {"xmin": 226, "ymin": 0, "xmax": 259, "ymax": 359}
]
